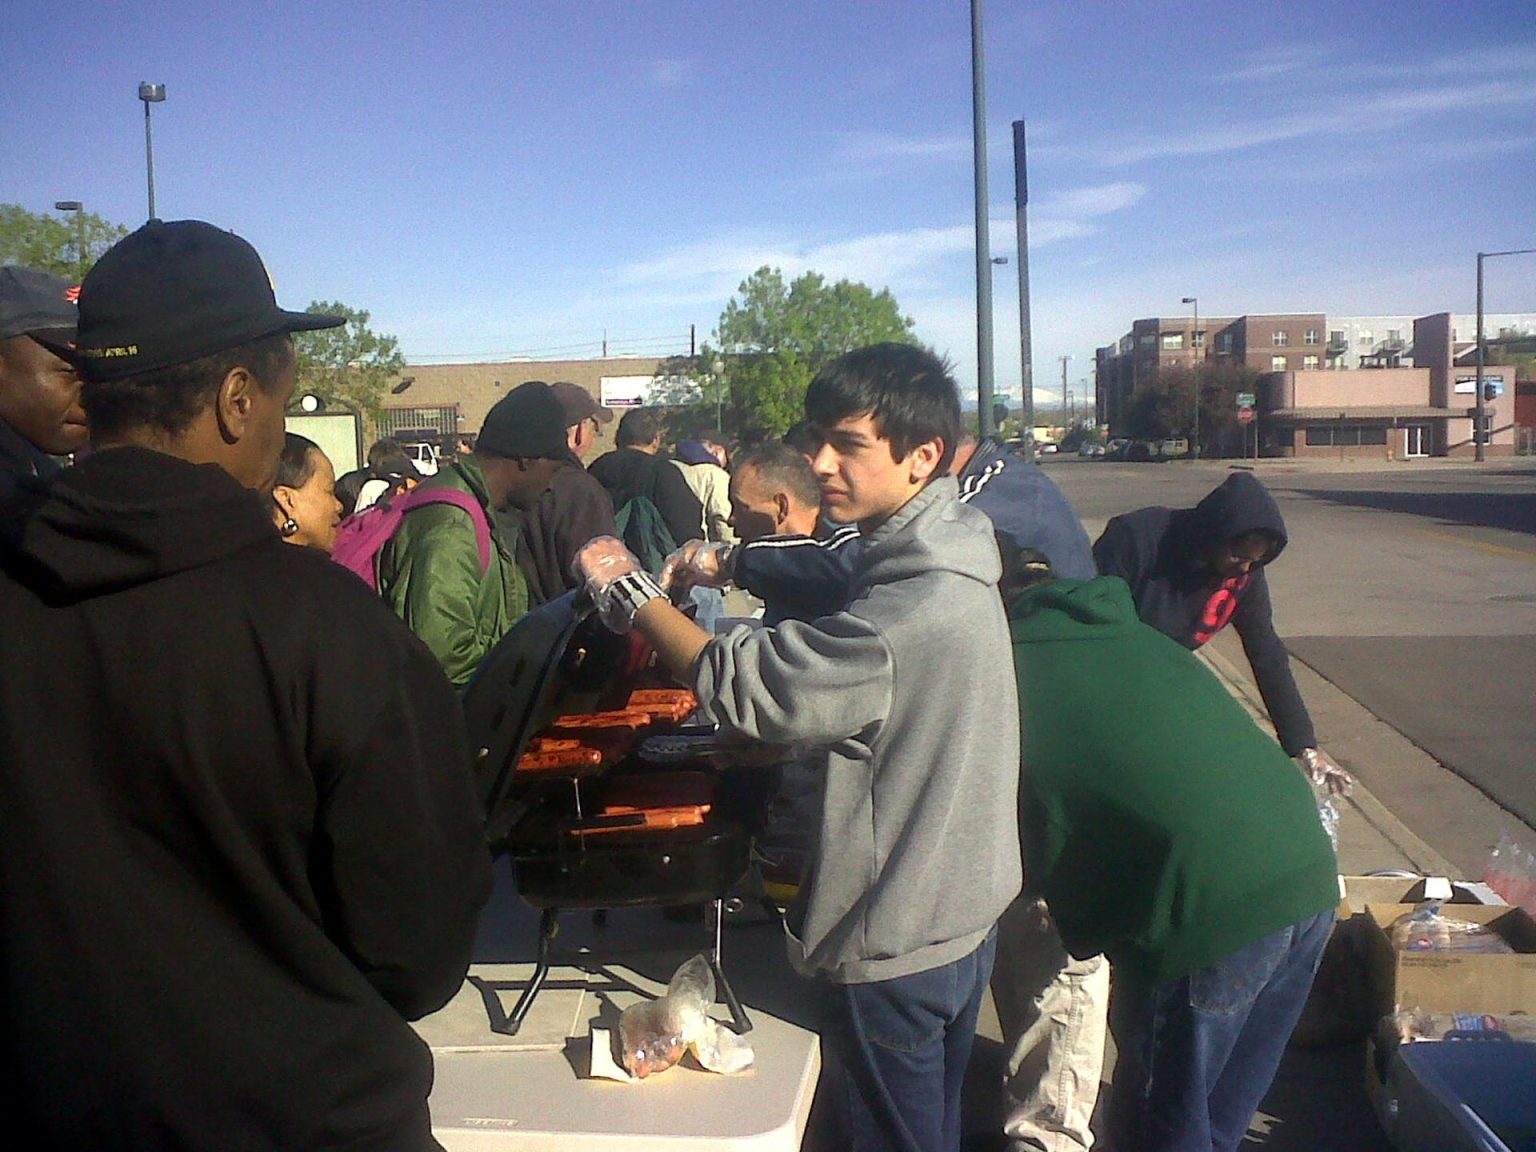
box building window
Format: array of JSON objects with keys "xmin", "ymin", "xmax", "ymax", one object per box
[
  {"xmin": 1329, "ymin": 330, "xmax": 1345, "ymax": 347},
  {"xmin": 1217, "ymin": 333, "xmax": 1233, "ymax": 353},
  {"xmin": 1272, "ymin": 330, "xmax": 1290, "ymax": 346},
  {"xmin": 1303, "ymin": 355, "xmax": 1320, "ymax": 370},
  {"xmin": 1161, "ymin": 332, "xmax": 1184, "ymax": 350},
  {"xmin": 1307, "ymin": 426, "xmax": 1386, "ymax": 447},
  {"xmin": 1193, "ymin": 330, "xmax": 1205, "ymax": 349},
  {"xmin": 1359, "ymin": 331, "xmax": 1373, "ymax": 346},
  {"xmin": 1137, "ymin": 334, "xmax": 1156, "ymax": 348},
  {"xmin": 1305, "ymin": 328, "xmax": 1320, "ymax": 345},
  {"xmin": 1476, "ymin": 414, "xmax": 1494, "ymax": 445},
  {"xmin": 1271, "ymin": 355, "xmax": 1288, "ymax": 371},
  {"xmin": 1387, "ymin": 329, "xmax": 1401, "ymax": 344}
]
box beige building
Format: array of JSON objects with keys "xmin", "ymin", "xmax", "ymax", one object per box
[{"xmin": 376, "ymin": 356, "xmax": 681, "ymax": 462}]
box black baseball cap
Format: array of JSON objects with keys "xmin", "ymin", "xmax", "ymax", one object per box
[
  {"xmin": 43, "ymin": 219, "xmax": 343, "ymax": 381},
  {"xmin": 477, "ymin": 381, "xmax": 570, "ymax": 460},
  {"xmin": 0, "ymin": 266, "xmax": 77, "ymax": 341}
]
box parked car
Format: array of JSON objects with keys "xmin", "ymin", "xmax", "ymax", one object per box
[
  {"xmin": 1104, "ymin": 438, "xmax": 1130, "ymax": 461},
  {"xmin": 1124, "ymin": 440, "xmax": 1170, "ymax": 463},
  {"xmin": 1078, "ymin": 442, "xmax": 1105, "ymax": 458},
  {"xmin": 1039, "ymin": 442, "xmax": 1059, "ymax": 455},
  {"xmin": 402, "ymin": 441, "xmax": 441, "ymax": 477}
]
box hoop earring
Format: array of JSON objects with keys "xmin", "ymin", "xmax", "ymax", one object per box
[{"xmin": 279, "ymin": 518, "xmax": 300, "ymax": 538}]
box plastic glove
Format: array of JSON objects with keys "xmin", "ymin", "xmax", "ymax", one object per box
[
  {"xmin": 1296, "ymin": 747, "xmax": 1354, "ymax": 797},
  {"xmin": 573, "ymin": 536, "xmax": 664, "ymax": 633},
  {"xmin": 660, "ymin": 539, "xmax": 735, "ymax": 594}
]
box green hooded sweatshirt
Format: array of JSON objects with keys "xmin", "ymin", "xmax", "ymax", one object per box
[{"xmin": 1009, "ymin": 577, "xmax": 1337, "ymax": 986}]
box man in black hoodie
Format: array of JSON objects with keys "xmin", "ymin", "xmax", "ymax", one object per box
[
  {"xmin": 1093, "ymin": 471, "xmax": 1318, "ymax": 760},
  {"xmin": 0, "ymin": 220, "xmax": 492, "ymax": 1151}
]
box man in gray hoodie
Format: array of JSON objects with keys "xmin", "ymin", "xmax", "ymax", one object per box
[{"xmin": 575, "ymin": 343, "xmax": 1021, "ymax": 1152}]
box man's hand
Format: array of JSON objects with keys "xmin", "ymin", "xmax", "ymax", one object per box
[
  {"xmin": 1296, "ymin": 747, "xmax": 1354, "ymax": 797},
  {"xmin": 660, "ymin": 540, "xmax": 734, "ymax": 594},
  {"xmin": 573, "ymin": 536, "xmax": 663, "ymax": 633}
]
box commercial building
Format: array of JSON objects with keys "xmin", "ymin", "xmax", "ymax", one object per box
[
  {"xmin": 373, "ymin": 356, "xmax": 685, "ymax": 461},
  {"xmin": 1096, "ymin": 310, "xmax": 1535, "ymax": 459}
]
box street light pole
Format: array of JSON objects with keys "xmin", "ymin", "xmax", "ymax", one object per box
[
  {"xmin": 1059, "ymin": 354, "xmax": 1071, "ymax": 432},
  {"xmin": 1474, "ymin": 247, "xmax": 1536, "ymax": 463},
  {"xmin": 138, "ymin": 82, "xmax": 166, "ymax": 220},
  {"xmin": 970, "ymin": 0, "xmax": 995, "ymax": 437},
  {"xmin": 1182, "ymin": 296, "xmax": 1200, "ymax": 459},
  {"xmin": 53, "ymin": 200, "xmax": 85, "ymax": 280}
]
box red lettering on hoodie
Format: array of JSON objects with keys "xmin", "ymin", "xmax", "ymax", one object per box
[{"xmin": 1193, "ymin": 572, "xmax": 1250, "ymax": 645}]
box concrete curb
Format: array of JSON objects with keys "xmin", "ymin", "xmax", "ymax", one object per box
[{"xmin": 1195, "ymin": 644, "xmax": 1461, "ymax": 879}]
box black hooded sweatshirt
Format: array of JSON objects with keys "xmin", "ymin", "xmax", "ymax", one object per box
[
  {"xmin": 0, "ymin": 447, "xmax": 492, "ymax": 1151},
  {"xmin": 1092, "ymin": 471, "xmax": 1316, "ymax": 756}
]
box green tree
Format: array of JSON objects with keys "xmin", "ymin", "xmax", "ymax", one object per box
[
  {"xmin": 292, "ymin": 301, "xmax": 407, "ymax": 419},
  {"xmin": 0, "ymin": 203, "xmax": 129, "ymax": 281},
  {"xmin": 704, "ymin": 266, "xmax": 918, "ymax": 437},
  {"xmin": 1123, "ymin": 360, "xmax": 1263, "ymax": 457}
]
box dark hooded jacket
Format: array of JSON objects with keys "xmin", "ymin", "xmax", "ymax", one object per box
[
  {"xmin": 508, "ymin": 447, "xmax": 617, "ymax": 605},
  {"xmin": 0, "ymin": 447, "xmax": 492, "ymax": 1151},
  {"xmin": 1092, "ymin": 471, "xmax": 1316, "ymax": 755}
]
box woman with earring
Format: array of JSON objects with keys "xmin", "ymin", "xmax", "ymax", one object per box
[{"xmin": 272, "ymin": 433, "xmax": 343, "ymax": 555}]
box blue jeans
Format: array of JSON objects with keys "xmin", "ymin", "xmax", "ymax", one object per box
[
  {"xmin": 824, "ymin": 930, "xmax": 997, "ymax": 1152},
  {"xmin": 1104, "ymin": 910, "xmax": 1333, "ymax": 1152}
]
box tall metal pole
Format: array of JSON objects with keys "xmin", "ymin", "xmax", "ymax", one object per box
[
  {"xmin": 1476, "ymin": 252, "xmax": 1486, "ymax": 463},
  {"xmin": 1012, "ymin": 121, "xmax": 1033, "ymax": 453},
  {"xmin": 139, "ymin": 82, "xmax": 166, "ymax": 221},
  {"xmin": 144, "ymin": 100, "xmax": 157, "ymax": 220},
  {"xmin": 1474, "ymin": 247, "xmax": 1536, "ymax": 463},
  {"xmin": 1183, "ymin": 296, "xmax": 1200, "ymax": 459},
  {"xmin": 1059, "ymin": 355, "xmax": 1071, "ymax": 432},
  {"xmin": 54, "ymin": 200, "xmax": 85, "ymax": 280},
  {"xmin": 971, "ymin": 0, "xmax": 995, "ymax": 437}
]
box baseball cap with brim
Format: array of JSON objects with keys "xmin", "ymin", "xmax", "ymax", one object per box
[
  {"xmin": 550, "ymin": 380, "xmax": 614, "ymax": 426},
  {"xmin": 0, "ymin": 266, "xmax": 78, "ymax": 341},
  {"xmin": 39, "ymin": 219, "xmax": 343, "ymax": 381}
]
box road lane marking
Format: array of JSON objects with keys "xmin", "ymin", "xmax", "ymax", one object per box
[{"xmin": 1412, "ymin": 528, "xmax": 1536, "ymax": 562}]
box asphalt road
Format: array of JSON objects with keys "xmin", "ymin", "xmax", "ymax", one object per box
[{"xmin": 1047, "ymin": 455, "xmax": 1536, "ymax": 864}]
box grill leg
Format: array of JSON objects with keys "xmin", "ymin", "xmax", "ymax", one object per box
[
  {"xmin": 706, "ymin": 898, "xmax": 752, "ymax": 1034},
  {"xmin": 507, "ymin": 907, "xmax": 559, "ymax": 1035}
]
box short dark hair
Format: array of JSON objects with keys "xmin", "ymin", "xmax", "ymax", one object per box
[
  {"xmin": 735, "ymin": 440, "xmax": 821, "ymax": 510},
  {"xmin": 782, "ymin": 420, "xmax": 821, "ymax": 458},
  {"xmin": 367, "ymin": 437, "xmax": 405, "ymax": 470},
  {"xmin": 83, "ymin": 332, "xmax": 293, "ymax": 440},
  {"xmin": 274, "ymin": 433, "xmax": 322, "ymax": 491},
  {"xmin": 616, "ymin": 408, "xmax": 663, "ymax": 448},
  {"xmin": 804, "ymin": 343, "xmax": 959, "ymax": 474}
]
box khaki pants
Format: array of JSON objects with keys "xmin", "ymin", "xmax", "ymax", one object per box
[{"xmin": 991, "ymin": 894, "xmax": 1110, "ymax": 1152}]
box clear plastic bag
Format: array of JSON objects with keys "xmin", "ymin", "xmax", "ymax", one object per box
[
  {"xmin": 1388, "ymin": 903, "xmax": 1515, "ymax": 954},
  {"xmin": 615, "ymin": 954, "xmax": 754, "ymax": 1079},
  {"xmin": 1482, "ymin": 832, "xmax": 1536, "ymax": 915}
]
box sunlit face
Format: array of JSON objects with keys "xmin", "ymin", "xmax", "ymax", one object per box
[
  {"xmin": 274, "ymin": 448, "xmax": 342, "ymax": 554},
  {"xmin": 1210, "ymin": 531, "xmax": 1273, "ymax": 578},
  {"xmin": 0, "ymin": 333, "xmax": 88, "ymax": 456},
  {"xmin": 727, "ymin": 464, "xmax": 781, "ymax": 543},
  {"xmin": 809, "ymin": 412, "xmax": 942, "ymax": 533}
]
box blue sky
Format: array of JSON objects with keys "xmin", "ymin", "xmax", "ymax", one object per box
[{"xmin": 5, "ymin": 1, "xmax": 1534, "ymax": 407}]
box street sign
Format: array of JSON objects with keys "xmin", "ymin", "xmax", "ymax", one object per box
[
  {"xmin": 1236, "ymin": 391, "xmax": 1256, "ymax": 408},
  {"xmin": 1237, "ymin": 407, "xmax": 1255, "ymax": 425}
]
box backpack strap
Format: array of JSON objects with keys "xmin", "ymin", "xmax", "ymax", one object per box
[{"xmin": 395, "ymin": 486, "xmax": 493, "ymax": 574}]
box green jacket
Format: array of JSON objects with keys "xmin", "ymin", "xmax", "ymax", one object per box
[
  {"xmin": 1009, "ymin": 576, "xmax": 1337, "ymax": 986},
  {"xmin": 378, "ymin": 457, "xmax": 528, "ymax": 689}
]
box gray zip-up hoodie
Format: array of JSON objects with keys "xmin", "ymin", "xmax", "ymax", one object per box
[{"xmin": 693, "ymin": 476, "xmax": 1023, "ymax": 983}]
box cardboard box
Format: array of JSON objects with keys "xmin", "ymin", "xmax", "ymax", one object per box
[
  {"xmin": 1364, "ymin": 903, "xmax": 1536, "ymax": 1018},
  {"xmin": 1338, "ymin": 875, "xmax": 1498, "ymax": 918}
]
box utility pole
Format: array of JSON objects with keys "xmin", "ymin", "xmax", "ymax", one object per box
[
  {"xmin": 138, "ymin": 82, "xmax": 166, "ymax": 220},
  {"xmin": 1475, "ymin": 247, "xmax": 1536, "ymax": 462},
  {"xmin": 970, "ymin": 0, "xmax": 995, "ymax": 436},
  {"xmin": 1182, "ymin": 296, "xmax": 1200, "ymax": 459},
  {"xmin": 1012, "ymin": 120, "xmax": 1033, "ymax": 454}
]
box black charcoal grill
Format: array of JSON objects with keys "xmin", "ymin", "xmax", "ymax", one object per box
[{"xmin": 461, "ymin": 591, "xmax": 774, "ymax": 1034}]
